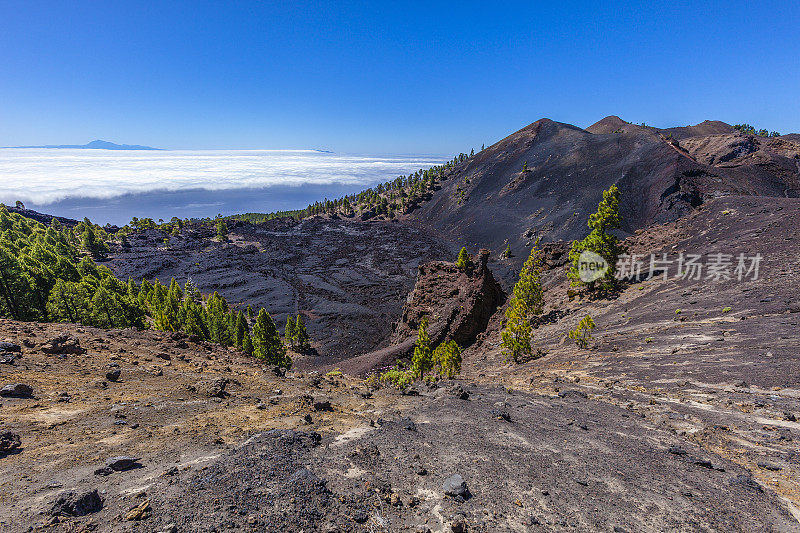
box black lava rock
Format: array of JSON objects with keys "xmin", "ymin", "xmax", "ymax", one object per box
[
  {"xmin": 0, "ymin": 383, "xmax": 33, "ymax": 398},
  {"xmin": 51, "ymin": 489, "xmax": 103, "ymax": 516}
]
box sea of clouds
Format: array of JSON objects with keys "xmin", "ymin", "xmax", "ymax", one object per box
[{"xmin": 0, "ymin": 148, "xmax": 446, "ymax": 205}]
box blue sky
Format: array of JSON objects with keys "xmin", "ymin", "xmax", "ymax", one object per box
[{"xmin": 1, "ymin": 1, "xmax": 798, "ymax": 153}]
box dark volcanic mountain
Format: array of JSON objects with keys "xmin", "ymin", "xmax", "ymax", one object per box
[{"xmin": 410, "ymin": 117, "xmax": 800, "ymax": 270}]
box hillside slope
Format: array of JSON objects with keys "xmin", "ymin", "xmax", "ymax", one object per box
[{"xmin": 410, "ymin": 118, "xmax": 799, "ymax": 279}]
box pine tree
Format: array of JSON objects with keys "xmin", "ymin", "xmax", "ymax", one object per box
[
  {"xmin": 215, "ymin": 220, "xmax": 229, "ymax": 242},
  {"xmin": 501, "ymin": 299, "xmax": 532, "ymax": 362},
  {"xmin": 455, "ymin": 247, "xmax": 473, "ymax": 271},
  {"xmin": 242, "ymin": 330, "xmax": 254, "ymax": 355},
  {"xmin": 294, "ymin": 314, "xmax": 311, "ymax": 352},
  {"xmin": 234, "ymin": 311, "xmax": 249, "ymax": 348},
  {"xmin": 410, "ymin": 316, "xmax": 433, "ymax": 379},
  {"xmin": 569, "ymin": 314, "xmax": 596, "ymax": 348},
  {"xmin": 285, "ymin": 315, "xmax": 296, "ymax": 349},
  {"xmin": 568, "ymin": 185, "xmax": 624, "ymax": 291},
  {"xmin": 81, "ymin": 227, "xmax": 109, "ymax": 259},
  {"xmin": 432, "ymin": 340, "xmax": 462, "ymax": 378},
  {"xmin": 252, "ymin": 308, "xmax": 290, "ymax": 367},
  {"xmin": 500, "ymin": 244, "xmax": 544, "ymax": 362},
  {"xmin": 512, "ymin": 244, "xmax": 544, "ymax": 314}
]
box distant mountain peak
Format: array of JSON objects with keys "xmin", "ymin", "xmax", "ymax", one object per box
[{"xmin": 7, "ymin": 140, "xmax": 161, "ymax": 150}]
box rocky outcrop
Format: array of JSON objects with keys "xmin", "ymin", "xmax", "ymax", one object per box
[{"xmin": 390, "ymin": 249, "xmax": 505, "ymax": 349}]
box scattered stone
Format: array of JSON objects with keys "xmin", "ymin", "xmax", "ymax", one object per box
[
  {"xmin": 41, "ymin": 334, "xmax": 85, "ymax": 355},
  {"xmin": 0, "ymin": 341, "xmax": 21, "ymax": 352},
  {"xmin": 94, "ymin": 466, "xmax": 114, "ymax": 476},
  {"xmin": 51, "ymin": 489, "xmax": 103, "ymax": 516},
  {"xmin": 734, "ymin": 380, "xmax": 749, "ymax": 388},
  {"xmin": 450, "ymin": 514, "xmax": 467, "ymax": 533},
  {"xmin": 0, "ymin": 353, "xmax": 15, "ymax": 364},
  {"xmin": 693, "ymin": 459, "xmax": 713, "ymax": 469},
  {"xmin": 729, "ymin": 474, "xmax": 763, "ymax": 492},
  {"xmin": 313, "ymin": 398, "xmax": 333, "ymax": 411},
  {"xmin": 272, "ymin": 366, "xmax": 286, "ymax": 377},
  {"xmin": 0, "ymin": 383, "xmax": 33, "ymax": 398},
  {"xmin": 0, "ymin": 432, "xmax": 21, "ymax": 455},
  {"xmin": 204, "ymin": 378, "xmax": 230, "ymax": 398},
  {"xmin": 757, "ymin": 462, "xmax": 782, "ymax": 471},
  {"xmin": 449, "ymin": 384, "xmax": 470, "ymax": 400},
  {"xmin": 126, "ymin": 500, "xmax": 152, "ymax": 520},
  {"xmin": 668, "ymin": 445, "xmax": 688, "ymax": 456},
  {"xmin": 156, "ymin": 524, "xmax": 178, "ymax": 533},
  {"xmin": 400, "ymin": 418, "xmax": 417, "ymax": 431},
  {"xmin": 784, "ymin": 412, "xmax": 797, "ymax": 422},
  {"xmin": 490, "ymin": 408, "xmax": 511, "ymax": 422},
  {"xmin": 105, "ymin": 368, "xmax": 121, "ymax": 382},
  {"xmin": 256, "ymin": 403, "xmax": 267, "ymax": 410},
  {"xmin": 303, "ymin": 413, "xmax": 313, "ymax": 424},
  {"xmin": 57, "ymin": 392, "xmax": 71, "ymax": 402},
  {"xmin": 106, "ymin": 456, "xmax": 142, "ymax": 471},
  {"xmin": 558, "ymin": 389, "xmax": 588, "ymax": 400},
  {"xmin": 403, "ymin": 385, "xmax": 421, "ymax": 396},
  {"xmin": 442, "ymin": 474, "xmax": 470, "ymax": 499}
]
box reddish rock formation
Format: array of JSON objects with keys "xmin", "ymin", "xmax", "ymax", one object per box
[{"xmin": 390, "ymin": 249, "xmax": 505, "ymax": 349}]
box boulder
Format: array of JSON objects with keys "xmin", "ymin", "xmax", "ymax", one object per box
[
  {"xmin": 41, "ymin": 334, "xmax": 85, "ymax": 355},
  {"xmin": 106, "ymin": 456, "xmax": 142, "ymax": 471},
  {"xmin": 0, "ymin": 341, "xmax": 21, "ymax": 352},
  {"xmin": 442, "ymin": 473, "xmax": 470, "ymax": 498},
  {"xmin": 0, "ymin": 383, "xmax": 33, "ymax": 398},
  {"xmin": 105, "ymin": 367, "xmax": 121, "ymax": 382},
  {"xmin": 0, "ymin": 432, "xmax": 21, "ymax": 455},
  {"xmin": 51, "ymin": 489, "xmax": 103, "ymax": 516}
]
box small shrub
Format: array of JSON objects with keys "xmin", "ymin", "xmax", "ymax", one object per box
[
  {"xmin": 675, "ymin": 309, "xmax": 682, "ymax": 315},
  {"xmin": 722, "ymin": 306, "xmax": 733, "ymax": 313},
  {"xmin": 325, "ymin": 369, "xmax": 342, "ymax": 377},
  {"xmin": 568, "ymin": 314, "xmax": 596, "ymax": 349},
  {"xmin": 379, "ymin": 367, "xmax": 414, "ymax": 390}
]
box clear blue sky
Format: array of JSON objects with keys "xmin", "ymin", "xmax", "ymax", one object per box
[{"xmin": 1, "ymin": 1, "xmax": 798, "ymax": 153}]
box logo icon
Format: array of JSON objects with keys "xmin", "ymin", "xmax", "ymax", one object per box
[{"xmin": 577, "ymin": 250, "xmax": 609, "ymax": 283}]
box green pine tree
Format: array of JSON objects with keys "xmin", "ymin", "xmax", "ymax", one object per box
[
  {"xmin": 294, "ymin": 314, "xmax": 311, "ymax": 352},
  {"xmin": 455, "ymin": 247, "xmax": 473, "ymax": 271},
  {"xmin": 252, "ymin": 308, "xmax": 290, "ymax": 367},
  {"xmin": 432, "ymin": 340, "xmax": 462, "ymax": 378},
  {"xmin": 410, "ymin": 316, "xmax": 433, "ymax": 379},
  {"xmin": 285, "ymin": 315, "xmax": 296, "ymax": 349},
  {"xmin": 568, "ymin": 185, "xmax": 624, "ymax": 291}
]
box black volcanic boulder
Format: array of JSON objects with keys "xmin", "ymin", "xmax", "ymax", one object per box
[
  {"xmin": 0, "ymin": 432, "xmax": 21, "ymax": 456},
  {"xmin": 51, "ymin": 489, "xmax": 103, "ymax": 516},
  {"xmin": 0, "ymin": 383, "xmax": 33, "ymax": 398},
  {"xmin": 442, "ymin": 474, "xmax": 470, "ymax": 499},
  {"xmin": 0, "ymin": 342, "xmax": 21, "ymax": 353}
]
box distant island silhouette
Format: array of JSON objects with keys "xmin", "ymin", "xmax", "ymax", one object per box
[{"xmin": 8, "ymin": 139, "xmax": 161, "ymax": 150}]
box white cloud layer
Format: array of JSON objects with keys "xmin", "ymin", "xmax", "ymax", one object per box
[{"xmin": 0, "ymin": 149, "xmax": 446, "ymax": 205}]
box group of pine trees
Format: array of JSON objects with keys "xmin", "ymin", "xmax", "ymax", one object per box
[
  {"xmin": 501, "ymin": 184, "xmax": 623, "ymax": 360},
  {"xmin": 733, "ymin": 124, "xmax": 780, "ymax": 137},
  {"xmin": 0, "ymin": 206, "xmax": 141, "ymax": 326},
  {"xmin": 378, "ymin": 316, "xmax": 463, "ymax": 388},
  {"xmin": 299, "ymin": 150, "xmax": 479, "ymax": 220},
  {"xmin": 0, "ymin": 205, "xmax": 302, "ymax": 368}
]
